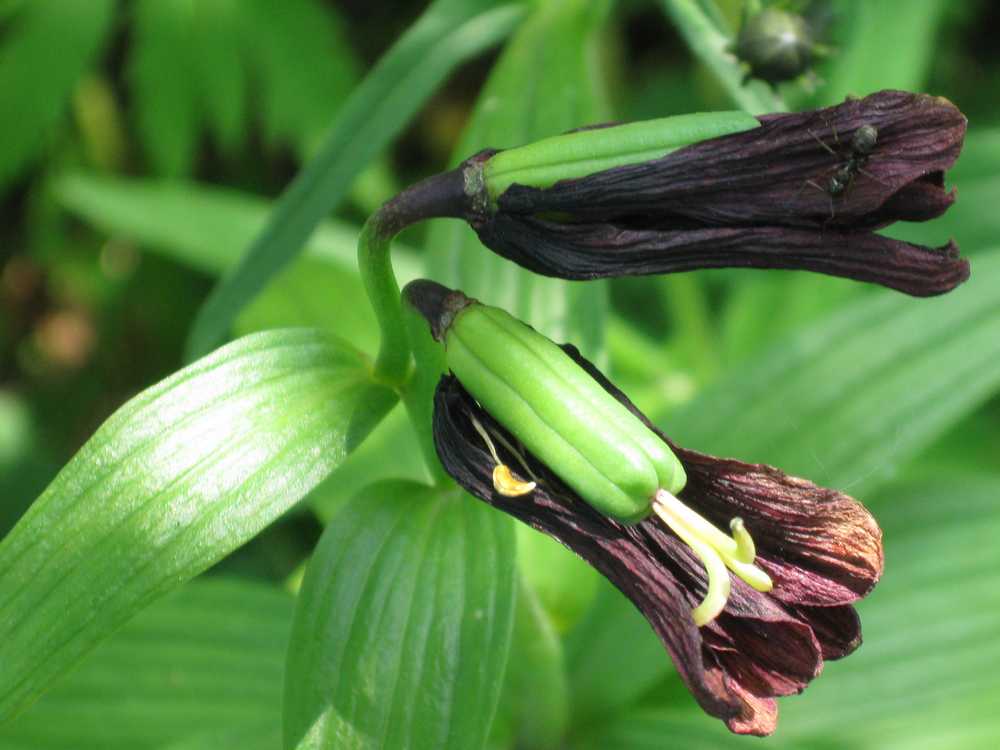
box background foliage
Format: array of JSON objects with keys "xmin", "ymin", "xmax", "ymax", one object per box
[{"xmin": 1, "ymin": 0, "xmax": 998, "ymax": 748}]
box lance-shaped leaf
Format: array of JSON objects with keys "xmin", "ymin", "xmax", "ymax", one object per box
[
  {"xmin": 283, "ymin": 480, "xmax": 515, "ymax": 750},
  {"xmin": 0, "ymin": 578, "xmax": 291, "ymax": 750},
  {"xmin": 0, "ymin": 329, "xmax": 396, "ymax": 721}
]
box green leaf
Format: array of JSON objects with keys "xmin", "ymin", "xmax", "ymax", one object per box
[
  {"xmin": 129, "ymin": 0, "xmax": 359, "ymax": 172},
  {"xmin": 189, "ymin": 0, "xmax": 246, "ymax": 153},
  {"xmin": 51, "ymin": 173, "xmax": 422, "ymax": 350},
  {"xmin": 425, "ymin": 0, "xmax": 613, "ymax": 355},
  {"xmin": 0, "ymin": 0, "xmax": 114, "ymax": 191},
  {"xmin": 283, "ymin": 480, "xmax": 516, "ymax": 750},
  {"xmin": 562, "ymin": 582, "xmax": 670, "ymax": 728},
  {"xmin": 0, "ymin": 329, "xmax": 396, "ymax": 721},
  {"xmin": 52, "ymin": 174, "xmax": 411, "ymax": 277},
  {"xmin": 717, "ymin": 274, "xmax": 862, "ymax": 366},
  {"xmin": 488, "ymin": 575, "xmax": 569, "ymax": 750},
  {"xmin": 130, "ymin": 0, "xmax": 202, "ymax": 177},
  {"xmin": 185, "ymin": 0, "xmax": 527, "ymax": 361},
  {"xmin": 819, "ymin": 0, "xmax": 948, "ymax": 104},
  {"xmin": 239, "ymin": 0, "xmax": 359, "ymax": 155},
  {"xmin": 575, "ymin": 474, "xmax": 1000, "ymax": 749},
  {"xmin": 658, "ymin": 0, "xmax": 785, "ymax": 115},
  {"xmin": 514, "ymin": 525, "xmax": 599, "ymax": 634},
  {"xmin": 160, "ymin": 727, "xmax": 283, "ymax": 750},
  {"xmin": 0, "ymin": 578, "xmax": 291, "ymax": 750},
  {"xmin": 670, "ymin": 247, "xmax": 1000, "ymax": 497},
  {"xmin": 308, "ymin": 404, "xmax": 430, "ymax": 524}
]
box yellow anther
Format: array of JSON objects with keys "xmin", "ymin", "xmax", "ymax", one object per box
[
  {"xmin": 472, "ymin": 413, "xmax": 537, "ymax": 497},
  {"xmin": 492, "ymin": 464, "xmax": 537, "ymax": 497},
  {"xmin": 652, "ymin": 490, "xmax": 773, "ymax": 626}
]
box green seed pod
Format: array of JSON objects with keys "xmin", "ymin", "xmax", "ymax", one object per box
[
  {"xmin": 444, "ymin": 299, "xmax": 687, "ymax": 523},
  {"xmin": 481, "ymin": 111, "xmax": 759, "ymax": 200},
  {"xmin": 733, "ymin": 7, "xmax": 816, "ymax": 87}
]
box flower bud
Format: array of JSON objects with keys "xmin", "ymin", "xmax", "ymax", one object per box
[
  {"xmin": 732, "ymin": 7, "xmax": 818, "ymax": 87},
  {"xmin": 459, "ymin": 90, "xmax": 968, "ymax": 297}
]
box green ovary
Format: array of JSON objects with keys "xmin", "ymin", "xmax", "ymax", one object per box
[{"xmin": 483, "ymin": 110, "xmax": 760, "ymax": 198}]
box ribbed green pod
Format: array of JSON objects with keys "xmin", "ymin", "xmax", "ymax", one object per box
[
  {"xmin": 483, "ymin": 110, "xmax": 760, "ymax": 198},
  {"xmin": 445, "ymin": 302, "xmax": 687, "ymax": 522}
]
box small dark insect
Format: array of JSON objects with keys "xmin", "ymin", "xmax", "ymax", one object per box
[{"xmin": 805, "ymin": 123, "xmax": 881, "ymax": 219}]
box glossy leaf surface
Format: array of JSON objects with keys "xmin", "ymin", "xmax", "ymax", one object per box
[
  {"xmin": 283, "ymin": 481, "xmax": 516, "ymax": 750},
  {"xmin": 0, "ymin": 330, "xmax": 395, "ymax": 719}
]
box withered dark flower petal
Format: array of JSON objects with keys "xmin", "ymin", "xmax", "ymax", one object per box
[
  {"xmin": 668, "ymin": 445, "xmax": 884, "ymax": 606},
  {"xmin": 567, "ymin": 344, "xmax": 883, "ymax": 608},
  {"xmin": 432, "ymin": 345, "xmax": 883, "ymax": 735},
  {"xmin": 465, "ymin": 89, "xmax": 969, "ymax": 296},
  {"xmin": 475, "ymin": 212, "xmax": 967, "ymax": 296},
  {"xmin": 789, "ymin": 604, "xmax": 863, "ymax": 660}
]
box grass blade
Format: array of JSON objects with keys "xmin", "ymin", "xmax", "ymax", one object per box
[{"xmin": 184, "ymin": 1, "xmax": 526, "ymax": 361}]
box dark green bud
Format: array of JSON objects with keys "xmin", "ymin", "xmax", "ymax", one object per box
[{"xmin": 733, "ymin": 7, "xmax": 816, "ymax": 87}]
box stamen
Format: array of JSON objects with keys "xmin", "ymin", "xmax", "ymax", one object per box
[
  {"xmin": 730, "ymin": 517, "xmax": 756, "ymax": 563},
  {"xmin": 489, "ymin": 430, "xmax": 540, "ymax": 485},
  {"xmin": 471, "ymin": 414, "xmax": 536, "ymax": 497},
  {"xmin": 470, "ymin": 414, "xmax": 502, "ymax": 465},
  {"xmin": 652, "ymin": 489, "xmax": 774, "ymax": 625},
  {"xmin": 651, "ymin": 500, "xmax": 730, "ymax": 626},
  {"xmin": 679, "ymin": 528, "xmax": 731, "ymax": 627},
  {"xmin": 655, "ymin": 490, "xmax": 739, "ymax": 558},
  {"xmin": 492, "ymin": 464, "xmax": 536, "ymax": 497}
]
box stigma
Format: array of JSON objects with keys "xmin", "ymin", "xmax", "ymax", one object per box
[{"xmin": 652, "ymin": 488, "xmax": 773, "ymax": 626}]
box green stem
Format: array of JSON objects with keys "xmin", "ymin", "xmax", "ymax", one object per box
[
  {"xmin": 660, "ymin": 0, "xmax": 786, "ymax": 115},
  {"xmin": 357, "ymin": 166, "xmax": 470, "ymax": 386},
  {"xmin": 358, "ymin": 218, "xmax": 410, "ymax": 384},
  {"xmin": 401, "ymin": 302, "xmax": 451, "ymax": 485}
]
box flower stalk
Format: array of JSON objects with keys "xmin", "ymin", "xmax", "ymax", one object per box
[{"xmin": 357, "ymin": 167, "xmax": 471, "ymax": 386}]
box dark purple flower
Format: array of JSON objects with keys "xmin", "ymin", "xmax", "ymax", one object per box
[
  {"xmin": 432, "ymin": 346, "xmax": 883, "ymax": 735},
  {"xmin": 464, "ymin": 89, "xmax": 968, "ymax": 296}
]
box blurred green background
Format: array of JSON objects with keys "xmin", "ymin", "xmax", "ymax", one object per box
[{"xmin": 1, "ymin": 0, "xmax": 999, "ymax": 748}]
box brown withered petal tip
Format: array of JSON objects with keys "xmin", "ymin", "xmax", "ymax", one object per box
[
  {"xmin": 465, "ymin": 89, "xmax": 969, "ymax": 296},
  {"xmin": 402, "ymin": 279, "xmax": 473, "ymax": 342},
  {"xmin": 433, "ymin": 344, "xmax": 883, "ymax": 736}
]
